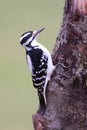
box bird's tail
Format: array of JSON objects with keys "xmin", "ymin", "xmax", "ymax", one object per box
[{"xmin": 37, "ymin": 87, "xmax": 46, "ymax": 114}]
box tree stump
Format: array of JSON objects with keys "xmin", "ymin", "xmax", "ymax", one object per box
[{"xmin": 33, "ymin": 0, "xmax": 87, "ymax": 130}]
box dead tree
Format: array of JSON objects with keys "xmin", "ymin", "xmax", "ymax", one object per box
[{"xmin": 32, "ymin": 0, "xmax": 87, "ymax": 130}]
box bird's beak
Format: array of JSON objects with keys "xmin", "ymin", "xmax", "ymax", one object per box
[
  {"xmin": 33, "ymin": 28, "xmax": 45, "ymax": 37},
  {"xmin": 37, "ymin": 28, "xmax": 45, "ymax": 34}
]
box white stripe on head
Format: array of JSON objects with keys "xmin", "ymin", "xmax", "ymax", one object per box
[{"xmin": 20, "ymin": 32, "xmax": 30, "ymax": 43}]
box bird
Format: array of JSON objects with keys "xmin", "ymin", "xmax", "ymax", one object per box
[{"xmin": 20, "ymin": 28, "xmax": 55, "ymax": 114}]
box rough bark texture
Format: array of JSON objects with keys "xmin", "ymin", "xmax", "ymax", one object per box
[{"xmin": 33, "ymin": 0, "xmax": 87, "ymax": 130}]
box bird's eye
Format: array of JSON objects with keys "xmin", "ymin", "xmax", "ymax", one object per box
[
  {"xmin": 20, "ymin": 32, "xmax": 33, "ymax": 44},
  {"xmin": 20, "ymin": 34, "xmax": 29, "ymax": 44}
]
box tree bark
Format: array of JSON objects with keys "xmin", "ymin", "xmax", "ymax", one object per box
[{"xmin": 33, "ymin": 0, "xmax": 87, "ymax": 130}]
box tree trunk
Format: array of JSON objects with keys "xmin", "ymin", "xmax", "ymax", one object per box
[{"xmin": 32, "ymin": 0, "xmax": 87, "ymax": 130}]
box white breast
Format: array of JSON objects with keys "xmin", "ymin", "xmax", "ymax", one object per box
[{"xmin": 26, "ymin": 55, "xmax": 33, "ymax": 74}]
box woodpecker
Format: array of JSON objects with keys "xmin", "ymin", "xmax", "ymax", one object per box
[{"xmin": 20, "ymin": 28, "xmax": 55, "ymax": 114}]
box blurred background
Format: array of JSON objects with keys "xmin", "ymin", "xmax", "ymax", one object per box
[{"xmin": 0, "ymin": 0, "xmax": 64, "ymax": 130}]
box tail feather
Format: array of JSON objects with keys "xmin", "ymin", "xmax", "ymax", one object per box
[{"xmin": 37, "ymin": 88, "xmax": 46, "ymax": 114}]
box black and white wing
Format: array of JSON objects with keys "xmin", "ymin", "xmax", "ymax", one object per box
[{"xmin": 26, "ymin": 48, "xmax": 48, "ymax": 113}]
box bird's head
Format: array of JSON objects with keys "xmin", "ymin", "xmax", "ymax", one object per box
[{"xmin": 20, "ymin": 28, "xmax": 45, "ymax": 49}]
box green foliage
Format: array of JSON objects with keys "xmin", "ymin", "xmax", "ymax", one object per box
[{"xmin": 0, "ymin": 0, "xmax": 64, "ymax": 130}]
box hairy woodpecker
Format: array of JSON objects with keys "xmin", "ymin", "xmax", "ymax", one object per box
[{"xmin": 20, "ymin": 28, "xmax": 55, "ymax": 113}]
